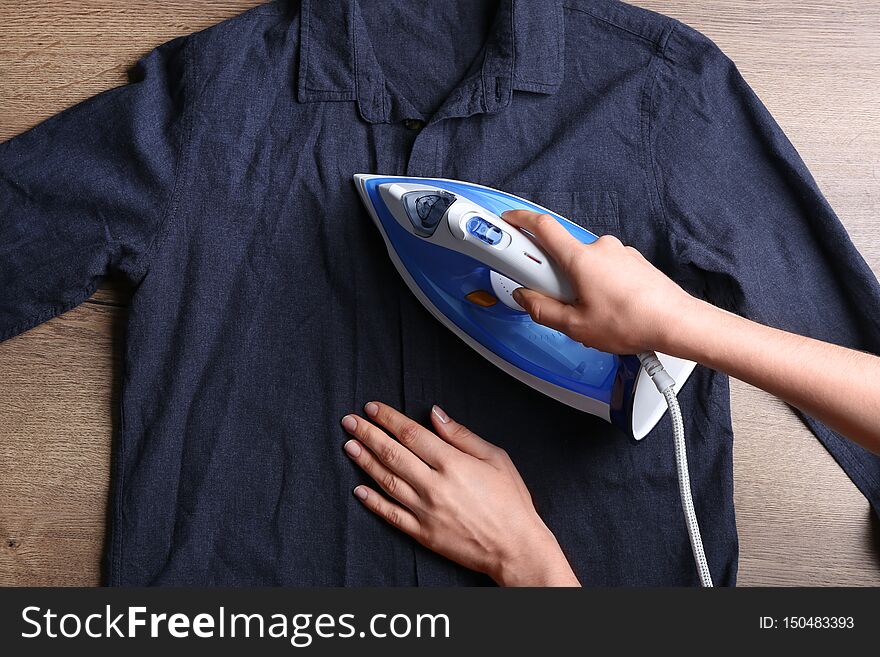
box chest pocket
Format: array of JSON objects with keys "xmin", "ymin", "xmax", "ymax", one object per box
[{"xmin": 512, "ymin": 190, "xmax": 620, "ymax": 236}]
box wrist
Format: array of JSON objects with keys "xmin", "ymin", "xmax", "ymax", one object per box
[
  {"xmin": 653, "ymin": 294, "xmax": 716, "ymax": 357},
  {"xmin": 490, "ymin": 524, "xmax": 580, "ymax": 587}
]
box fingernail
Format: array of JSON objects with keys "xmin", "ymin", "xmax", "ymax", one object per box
[
  {"xmin": 431, "ymin": 405, "xmax": 449, "ymax": 424},
  {"xmin": 364, "ymin": 402, "xmax": 379, "ymax": 417},
  {"xmin": 511, "ymin": 288, "xmax": 523, "ymax": 303},
  {"xmin": 344, "ymin": 440, "xmax": 361, "ymax": 457},
  {"xmin": 353, "ymin": 486, "xmax": 368, "ymax": 500},
  {"xmin": 341, "ymin": 415, "xmax": 357, "ymax": 432}
]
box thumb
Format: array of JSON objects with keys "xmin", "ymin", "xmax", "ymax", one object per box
[{"xmin": 512, "ymin": 288, "xmax": 573, "ymax": 333}]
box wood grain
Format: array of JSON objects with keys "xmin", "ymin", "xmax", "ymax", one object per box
[{"xmin": 1, "ymin": 0, "xmax": 878, "ymax": 586}]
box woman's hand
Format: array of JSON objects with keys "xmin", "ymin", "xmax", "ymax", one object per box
[
  {"xmin": 341, "ymin": 402, "xmax": 580, "ymax": 587},
  {"xmin": 503, "ymin": 210, "xmax": 880, "ymax": 452},
  {"xmin": 502, "ymin": 209, "xmax": 697, "ymax": 355}
]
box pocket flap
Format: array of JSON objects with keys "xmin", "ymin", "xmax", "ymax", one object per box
[{"xmin": 513, "ymin": 190, "xmax": 619, "ymax": 230}]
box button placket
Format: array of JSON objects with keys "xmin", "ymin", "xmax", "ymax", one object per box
[
  {"xmin": 404, "ymin": 120, "xmax": 439, "ymax": 178},
  {"xmin": 400, "ymin": 117, "xmax": 437, "ymax": 418},
  {"xmin": 398, "ymin": 122, "xmax": 468, "ymax": 584}
]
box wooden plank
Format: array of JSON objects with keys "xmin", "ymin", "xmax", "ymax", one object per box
[
  {"xmin": 0, "ymin": 303, "xmax": 121, "ymax": 585},
  {"xmin": 1, "ymin": 0, "xmax": 878, "ymax": 586}
]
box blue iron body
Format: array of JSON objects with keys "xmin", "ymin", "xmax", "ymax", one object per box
[{"xmin": 354, "ymin": 175, "xmax": 692, "ymax": 440}]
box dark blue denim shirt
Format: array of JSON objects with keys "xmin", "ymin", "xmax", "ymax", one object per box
[{"xmin": 2, "ymin": 0, "xmax": 879, "ymax": 586}]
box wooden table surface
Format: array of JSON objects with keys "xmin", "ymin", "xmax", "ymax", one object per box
[{"xmin": 1, "ymin": 1, "xmax": 878, "ymax": 586}]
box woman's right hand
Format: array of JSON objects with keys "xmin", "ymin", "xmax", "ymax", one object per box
[
  {"xmin": 502, "ymin": 209, "xmax": 698, "ymax": 355},
  {"xmin": 503, "ymin": 210, "xmax": 880, "ymax": 453}
]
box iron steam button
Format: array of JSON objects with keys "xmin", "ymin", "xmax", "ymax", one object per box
[{"xmin": 466, "ymin": 216, "xmax": 505, "ymax": 245}]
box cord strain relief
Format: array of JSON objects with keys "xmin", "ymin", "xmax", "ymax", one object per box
[{"xmin": 637, "ymin": 351, "xmax": 676, "ymax": 393}]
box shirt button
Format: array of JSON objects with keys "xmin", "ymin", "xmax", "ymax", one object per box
[{"xmin": 404, "ymin": 119, "xmax": 425, "ymax": 131}]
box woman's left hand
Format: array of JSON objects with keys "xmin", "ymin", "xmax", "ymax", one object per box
[{"xmin": 341, "ymin": 402, "xmax": 580, "ymax": 587}]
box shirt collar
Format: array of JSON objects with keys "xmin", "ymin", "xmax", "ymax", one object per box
[{"xmin": 297, "ymin": 0, "xmax": 565, "ymax": 124}]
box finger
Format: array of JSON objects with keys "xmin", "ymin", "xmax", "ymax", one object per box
[
  {"xmin": 344, "ymin": 439, "xmax": 420, "ymax": 508},
  {"xmin": 353, "ymin": 485, "xmax": 421, "ymax": 538},
  {"xmin": 341, "ymin": 414, "xmax": 429, "ymax": 482},
  {"xmin": 511, "ymin": 288, "xmax": 576, "ymax": 333},
  {"xmin": 429, "ymin": 405, "xmax": 498, "ymax": 460},
  {"xmin": 502, "ymin": 210, "xmax": 583, "ymax": 271},
  {"xmin": 363, "ymin": 401, "xmax": 454, "ymax": 467}
]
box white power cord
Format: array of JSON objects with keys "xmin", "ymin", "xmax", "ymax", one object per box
[{"xmin": 638, "ymin": 352, "xmax": 714, "ymax": 588}]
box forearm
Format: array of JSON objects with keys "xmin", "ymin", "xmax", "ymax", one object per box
[{"xmin": 660, "ymin": 298, "xmax": 880, "ymax": 453}]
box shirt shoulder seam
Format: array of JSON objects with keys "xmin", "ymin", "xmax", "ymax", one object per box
[
  {"xmin": 640, "ymin": 20, "xmax": 690, "ymax": 255},
  {"xmin": 127, "ymin": 35, "xmax": 198, "ymax": 282}
]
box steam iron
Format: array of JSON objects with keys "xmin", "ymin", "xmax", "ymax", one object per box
[{"xmin": 353, "ymin": 175, "xmax": 697, "ymax": 440}]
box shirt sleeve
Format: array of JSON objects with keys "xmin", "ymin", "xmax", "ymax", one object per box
[
  {"xmin": 648, "ymin": 23, "xmax": 880, "ymax": 508},
  {"xmin": 0, "ymin": 36, "xmax": 191, "ymax": 340}
]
